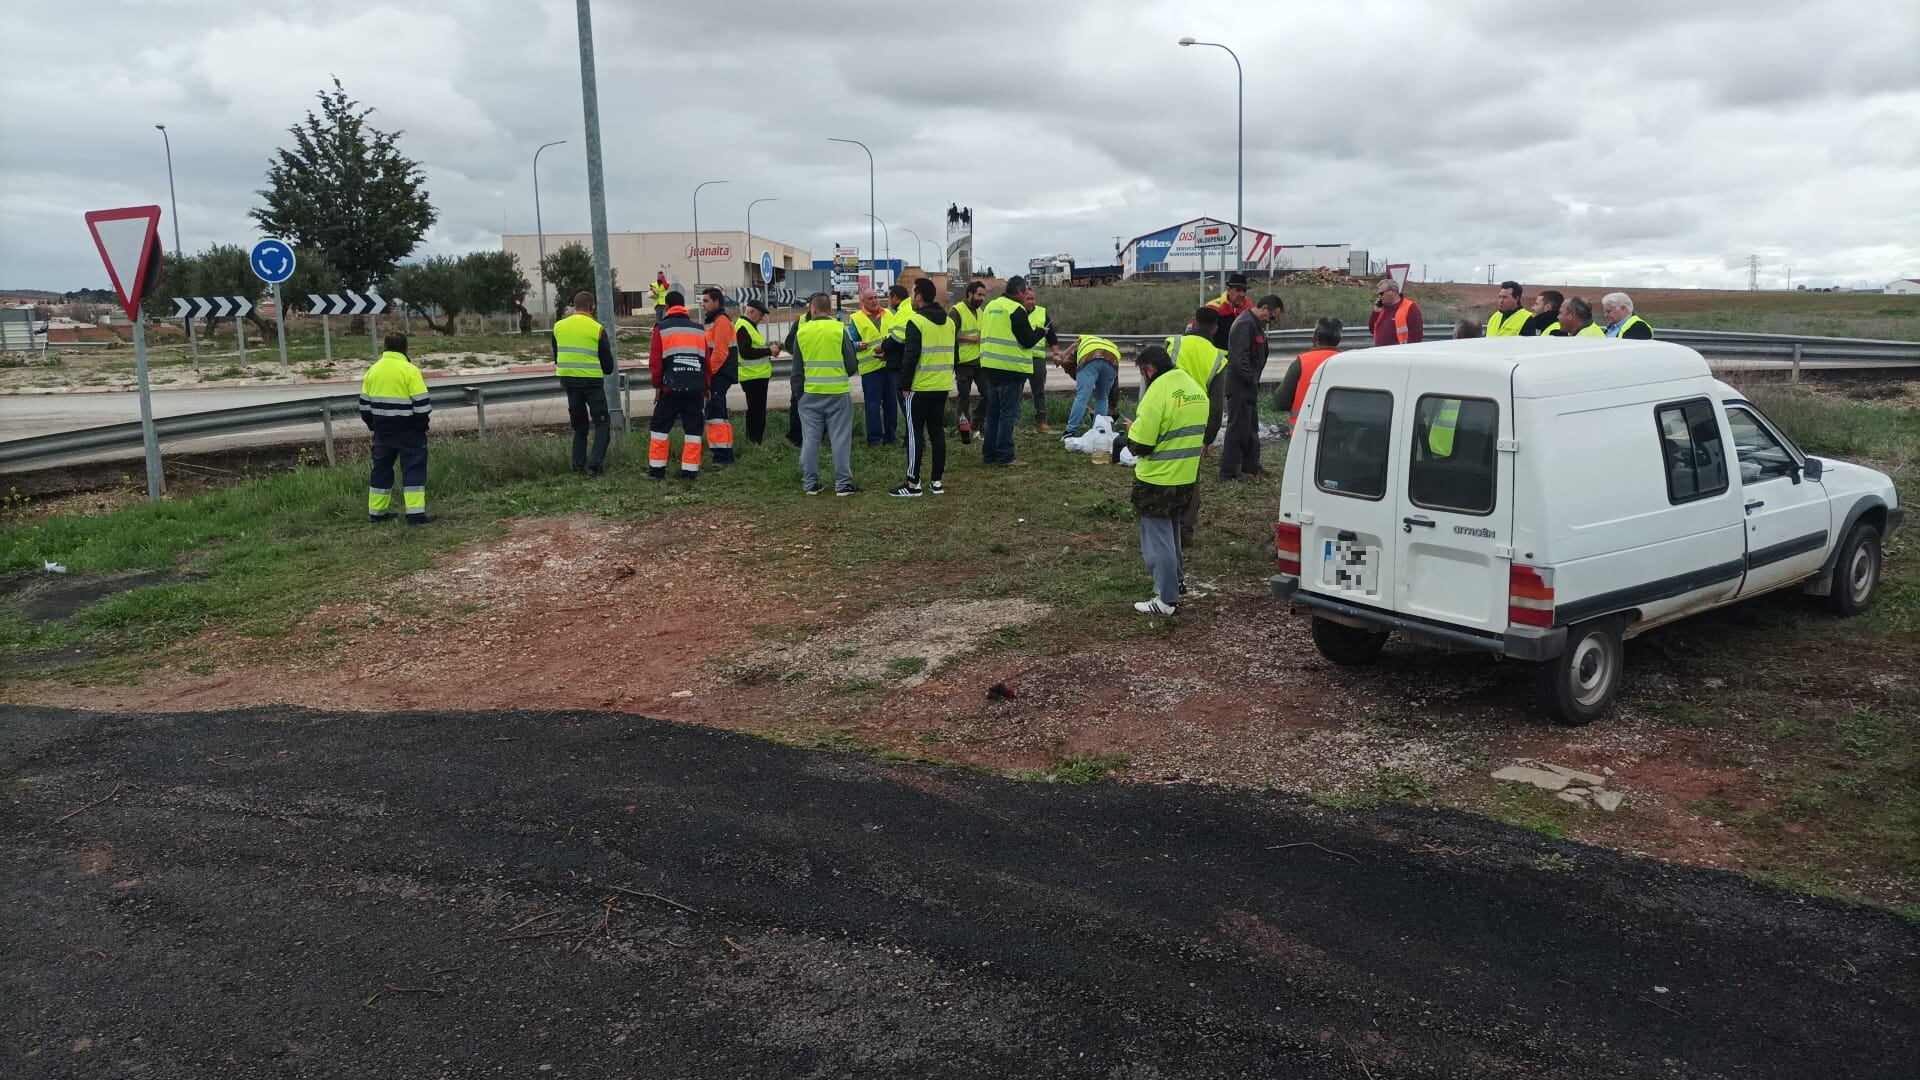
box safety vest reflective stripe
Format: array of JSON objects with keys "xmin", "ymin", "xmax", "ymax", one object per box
[
  {"xmin": 737, "ymin": 319, "xmax": 772, "ymax": 380},
  {"xmin": 799, "ymin": 319, "xmax": 851, "ymax": 394},
  {"xmin": 1027, "ymin": 305, "xmax": 1049, "ymax": 360},
  {"xmin": 978, "ymin": 296, "xmax": 1031, "ymax": 374},
  {"xmin": 954, "ymin": 303, "xmax": 982, "ymax": 364},
  {"xmin": 1133, "ymin": 369, "xmax": 1210, "ymax": 486},
  {"xmin": 1076, "ymin": 335, "xmax": 1121, "ymax": 364},
  {"xmin": 1428, "ymin": 399, "xmax": 1462, "ymax": 456},
  {"xmin": 907, "ymin": 312, "xmax": 957, "ymax": 391},
  {"xmin": 851, "ymin": 311, "xmax": 887, "ymax": 374},
  {"xmin": 552, "ymin": 313, "xmax": 605, "ymax": 379}
]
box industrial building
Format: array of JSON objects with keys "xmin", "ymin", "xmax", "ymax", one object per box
[
  {"xmin": 1118, "ymin": 217, "xmax": 1362, "ymax": 278},
  {"xmin": 500, "ymin": 231, "xmax": 812, "ymax": 314}
]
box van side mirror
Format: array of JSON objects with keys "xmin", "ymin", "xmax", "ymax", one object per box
[{"xmin": 1802, "ymin": 457, "xmax": 1823, "ymax": 481}]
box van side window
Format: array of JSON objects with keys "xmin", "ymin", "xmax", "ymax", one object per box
[
  {"xmin": 1314, "ymin": 389, "xmax": 1393, "ymax": 500},
  {"xmin": 1724, "ymin": 406, "xmax": 1798, "ymax": 485},
  {"xmin": 1654, "ymin": 398, "xmax": 1729, "ymax": 503},
  {"xmin": 1409, "ymin": 395, "xmax": 1498, "ymax": 514}
]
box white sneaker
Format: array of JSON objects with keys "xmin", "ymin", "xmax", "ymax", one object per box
[
  {"xmin": 1133, "ymin": 598, "xmax": 1177, "ymax": 616},
  {"xmin": 930, "ymin": 481, "xmax": 946, "ymax": 495}
]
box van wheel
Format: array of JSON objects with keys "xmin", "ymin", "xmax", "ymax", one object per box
[
  {"xmin": 1311, "ymin": 617, "xmax": 1389, "ymax": 666},
  {"xmin": 1534, "ymin": 619, "xmax": 1623, "ymax": 727},
  {"xmin": 1824, "ymin": 523, "xmax": 1881, "ymax": 616}
]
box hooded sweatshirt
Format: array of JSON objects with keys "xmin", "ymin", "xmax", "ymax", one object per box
[{"xmin": 898, "ymin": 302, "xmax": 950, "ymax": 388}]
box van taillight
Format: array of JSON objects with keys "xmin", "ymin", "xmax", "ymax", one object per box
[
  {"xmin": 1276, "ymin": 522, "xmax": 1302, "ymax": 577},
  {"xmin": 1508, "ymin": 564, "xmax": 1555, "ymax": 628}
]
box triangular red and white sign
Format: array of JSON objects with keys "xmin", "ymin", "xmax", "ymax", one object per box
[
  {"xmin": 85, "ymin": 205, "xmax": 165, "ymax": 321},
  {"xmin": 1385, "ymin": 262, "xmax": 1411, "ymax": 293}
]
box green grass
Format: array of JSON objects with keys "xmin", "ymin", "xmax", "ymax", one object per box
[
  {"xmin": 1017, "ymin": 753, "xmax": 1130, "ymax": 784},
  {"xmin": 886, "ymin": 656, "xmax": 928, "ymax": 677},
  {"xmin": 1490, "ymin": 782, "xmax": 1579, "ymax": 840},
  {"xmin": 1372, "ymin": 770, "xmax": 1435, "ymax": 800}
]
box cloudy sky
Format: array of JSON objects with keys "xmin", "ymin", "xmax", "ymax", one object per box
[{"xmin": 5, "ymin": 0, "xmax": 1917, "ymax": 292}]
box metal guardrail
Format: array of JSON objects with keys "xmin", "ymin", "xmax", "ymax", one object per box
[
  {"xmin": 1, "ymin": 328, "xmax": 1915, "ymax": 473},
  {"xmin": 0, "ymin": 373, "xmax": 637, "ymax": 470}
]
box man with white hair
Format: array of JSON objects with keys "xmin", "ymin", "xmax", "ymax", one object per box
[{"xmin": 1600, "ymin": 293, "xmax": 1654, "ymax": 339}]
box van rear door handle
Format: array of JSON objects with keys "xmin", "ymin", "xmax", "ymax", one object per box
[
  {"xmin": 1745, "ymin": 500, "xmax": 1765, "ymax": 512},
  {"xmin": 1402, "ymin": 516, "xmax": 1435, "ymax": 532}
]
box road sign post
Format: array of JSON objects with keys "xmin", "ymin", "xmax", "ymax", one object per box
[
  {"xmin": 322, "ymin": 314, "xmax": 332, "ymax": 362},
  {"xmin": 250, "ymin": 239, "xmax": 297, "ymax": 372},
  {"xmin": 86, "ymin": 205, "xmax": 166, "ymax": 502}
]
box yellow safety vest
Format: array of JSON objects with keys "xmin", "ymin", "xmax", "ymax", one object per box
[
  {"xmin": 1486, "ymin": 308, "xmax": 1528, "ymax": 337},
  {"xmin": 799, "ymin": 318, "xmax": 851, "ymax": 395},
  {"xmin": 906, "ymin": 310, "xmax": 956, "ymax": 392},
  {"xmin": 1168, "ymin": 333, "xmax": 1224, "ymax": 393},
  {"xmin": 650, "ymin": 281, "xmax": 667, "ymax": 306},
  {"xmin": 1075, "ymin": 335, "xmax": 1121, "ymax": 365},
  {"xmin": 1027, "ymin": 304, "xmax": 1049, "ymax": 361},
  {"xmin": 1540, "ymin": 321, "xmax": 1561, "ymax": 337},
  {"xmin": 978, "ymin": 295, "xmax": 1031, "ymax": 375},
  {"xmin": 1572, "ymin": 322, "xmax": 1603, "ymax": 338},
  {"xmin": 1428, "ymin": 398, "xmax": 1462, "ymax": 456},
  {"xmin": 954, "ymin": 301, "xmax": 982, "ymax": 365},
  {"xmin": 1133, "ymin": 368, "xmax": 1209, "ymax": 487},
  {"xmin": 737, "ymin": 317, "xmax": 771, "ymax": 381},
  {"xmin": 850, "ymin": 309, "xmax": 887, "ymax": 375},
  {"xmin": 1615, "ymin": 315, "xmax": 1653, "ymax": 338},
  {"xmin": 551, "ymin": 312, "xmax": 604, "ymax": 379},
  {"xmin": 888, "ymin": 302, "xmax": 910, "ymax": 344}
]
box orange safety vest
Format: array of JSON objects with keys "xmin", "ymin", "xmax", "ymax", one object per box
[
  {"xmin": 705, "ymin": 312, "xmax": 735, "ymax": 376},
  {"xmin": 1385, "ymin": 300, "xmax": 1415, "ymax": 344},
  {"xmin": 655, "ymin": 308, "xmax": 710, "ymax": 394},
  {"xmin": 1291, "ymin": 348, "xmax": 1339, "ymax": 415}
]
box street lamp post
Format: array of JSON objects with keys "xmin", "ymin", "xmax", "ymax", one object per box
[
  {"xmin": 745, "ymin": 197, "xmax": 777, "ymax": 298},
  {"xmin": 154, "ymin": 124, "xmax": 196, "ymax": 360},
  {"xmin": 574, "ymin": 0, "xmax": 624, "ymax": 432},
  {"xmin": 1177, "ymin": 37, "xmax": 1244, "ymax": 274},
  {"xmin": 692, "ymin": 179, "xmax": 729, "ymax": 289},
  {"xmin": 828, "ymin": 137, "xmax": 876, "ymax": 290},
  {"xmin": 901, "ymin": 227, "xmax": 926, "ymax": 273},
  {"xmin": 532, "ymin": 139, "xmax": 566, "ymax": 326},
  {"xmin": 863, "ymin": 214, "xmax": 891, "ymax": 284}
]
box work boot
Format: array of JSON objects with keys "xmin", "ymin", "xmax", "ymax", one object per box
[
  {"xmin": 958, "ymin": 418, "xmax": 973, "ymax": 444},
  {"xmin": 405, "ymin": 514, "xmax": 436, "ymax": 526},
  {"xmin": 368, "ymin": 513, "xmax": 396, "ymax": 524}
]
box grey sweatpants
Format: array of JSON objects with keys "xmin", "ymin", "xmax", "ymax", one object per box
[
  {"xmin": 798, "ymin": 392, "xmax": 854, "ymax": 492},
  {"xmin": 1139, "ymin": 516, "xmax": 1183, "ymax": 606}
]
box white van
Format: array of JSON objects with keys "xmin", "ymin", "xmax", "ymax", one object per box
[{"xmin": 1270, "ymin": 338, "xmax": 1903, "ymax": 725}]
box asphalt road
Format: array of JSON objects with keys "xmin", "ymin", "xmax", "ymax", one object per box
[{"xmin": 4, "ymin": 705, "xmax": 1914, "ymax": 1078}]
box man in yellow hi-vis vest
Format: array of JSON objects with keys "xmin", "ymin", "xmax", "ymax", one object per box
[
  {"xmin": 1126, "ymin": 343, "xmax": 1209, "ymax": 616},
  {"xmin": 551, "ymin": 290, "xmax": 616, "ymax": 474},
  {"xmin": 890, "ymin": 277, "xmax": 955, "ymax": 497},
  {"xmin": 794, "ymin": 293, "xmax": 861, "ymax": 495},
  {"xmin": 358, "ymin": 333, "xmax": 434, "ymax": 525}
]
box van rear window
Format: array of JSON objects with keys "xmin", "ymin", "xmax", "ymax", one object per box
[
  {"xmin": 1409, "ymin": 395, "xmax": 1498, "ymax": 514},
  {"xmin": 1655, "ymin": 398, "xmax": 1729, "ymax": 503},
  {"xmin": 1315, "ymin": 389, "xmax": 1393, "ymax": 500}
]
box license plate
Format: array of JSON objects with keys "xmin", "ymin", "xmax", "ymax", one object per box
[{"xmin": 1322, "ymin": 537, "xmax": 1379, "ymax": 596}]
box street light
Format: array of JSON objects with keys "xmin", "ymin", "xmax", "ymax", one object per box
[
  {"xmin": 1178, "ymin": 37, "xmax": 1244, "ymax": 274},
  {"xmin": 532, "ymin": 139, "xmax": 566, "ymax": 326},
  {"xmin": 828, "ymin": 137, "xmax": 876, "ymax": 289},
  {"xmin": 901, "ymin": 227, "xmax": 926, "ymax": 273},
  {"xmin": 745, "ymin": 197, "xmax": 778, "ymax": 297},
  {"xmin": 692, "ymin": 179, "xmax": 729, "ymax": 288},
  {"xmin": 863, "ymin": 213, "xmax": 891, "ymax": 280},
  {"xmin": 154, "ymin": 124, "xmax": 196, "ymax": 359}
]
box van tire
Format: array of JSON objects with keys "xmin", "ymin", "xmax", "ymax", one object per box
[
  {"xmin": 1310, "ymin": 617, "xmax": 1390, "ymax": 666},
  {"xmin": 1824, "ymin": 522, "xmax": 1881, "ymax": 616},
  {"xmin": 1534, "ymin": 619, "xmax": 1623, "ymax": 727}
]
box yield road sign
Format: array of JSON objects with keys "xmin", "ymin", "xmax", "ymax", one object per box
[
  {"xmin": 760, "ymin": 250, "xmax": 775, "ymax": 284},
  {"xmin": 85, "ymin": 205, "xmax": 165, "ymax": 321},
  {"xmin": 172, "ymin": 296, "xmax": 255, "ymax": 319},
  {"xmin": 250, "ymin": 238, "xmax": 297, "ymax": 283},
  {"xmin": 1386, "ymin": 263, "xmax": 1410, "ymax": 292},
  {"xmin": 306, "ymin": 290, "xmax": 388, "ymax": 316}
]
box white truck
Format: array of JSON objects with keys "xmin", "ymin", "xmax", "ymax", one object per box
[{"xmin": 1269, "ymin": 338, "xmax": 1903, "ymax": 725}]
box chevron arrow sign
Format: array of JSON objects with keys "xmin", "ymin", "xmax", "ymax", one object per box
[
  {"xmin": 306, "ymin": 290, "xmax": 389, "ymax": 316},
  {"xmin": 171, "ymin": 296, "xmax": 256, "ymax": 319}
]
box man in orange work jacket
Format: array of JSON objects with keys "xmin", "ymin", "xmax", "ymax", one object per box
[
  {"xmin": 699, "ymin": 287, "xmax": 739, "ymax": 465},
  {"xmin": 647, "ymin": 290, "xmax": 709, "ymax": 481},
  {"xmin": 1272, "ymin": 317, "xmax": 1343, "ymax": 430}
]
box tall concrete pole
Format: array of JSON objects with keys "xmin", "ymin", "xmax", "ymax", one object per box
[{"xmin": 575, "ymin": 0, "xmax": 624, "ymax": 431}]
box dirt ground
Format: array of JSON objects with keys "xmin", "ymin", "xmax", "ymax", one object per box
[
  {"xmin": 5, "ymin": 704, "xmax": 1915, "ymax": 1078},
  {"xmin": 15, "ymin": 511, "xmax": 1916, "ymax": 907}
]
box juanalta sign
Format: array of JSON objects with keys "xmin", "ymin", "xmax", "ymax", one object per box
[{"xmin": 685, "ymin": 242, "xmax": 733, "ymax": 260}]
